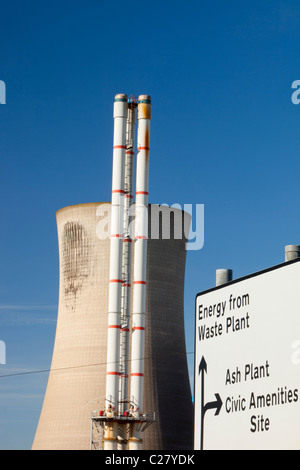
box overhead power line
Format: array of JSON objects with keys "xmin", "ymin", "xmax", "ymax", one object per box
[{"xmin": 0, "ymin": 350, "xmax": 195, "ymax": 380}]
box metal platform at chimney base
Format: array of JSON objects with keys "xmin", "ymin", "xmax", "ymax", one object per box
[{"xmin": 90, "ymin": 410, "xmax": 156, "ymax": 450}]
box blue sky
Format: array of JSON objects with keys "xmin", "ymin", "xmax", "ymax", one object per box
[{"xmin": 0, "ymin": 0, "xmax": 299, "ymax": 449}]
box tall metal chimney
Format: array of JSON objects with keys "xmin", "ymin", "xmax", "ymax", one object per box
[
  {"xmin": 129, "ymin": 95, "xmax": 151, "ymax": 450},
  {"xmin": 118, "ymin": 98, "xmax": 137, "ymax": 449},
  {"xmin": 104, "ymin": 93, "xmax": 128, "ymax": 450}
]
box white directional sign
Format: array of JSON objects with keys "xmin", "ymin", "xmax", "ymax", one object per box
[{"xmin": 194, "ymin": 259, "xmax": 300, "ymax": 450}]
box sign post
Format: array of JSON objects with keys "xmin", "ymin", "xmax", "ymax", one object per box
[{"xmin": 194, "ymin": 259, "xmax": 300, "ymax": 450}]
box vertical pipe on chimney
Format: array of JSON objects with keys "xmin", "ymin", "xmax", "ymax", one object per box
[
  {"xmin": 216, "ymin": 269, "xmax": 233, "ymax": 286},
  {"xmin": 118, "ymin": 99, "xmax": 136, "ymax": 449},
  {"xmin": 104, "ymin": 93, "xmax": 128, "ymax": 450},
  {"xmin": 285, "ymin": 245, "xmax": 300, "ymax": 262},
  {"xmin": 129, "ymin": 95, "xmax": 151, "ymax": 450}
]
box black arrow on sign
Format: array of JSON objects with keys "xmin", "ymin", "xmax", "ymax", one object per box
[
  {"xmin": 199, "ymin": 356, "xmax": 223, "ymax": 450},
  {"xmin": 203, "ymin": 393, "xmax": 222, "ymax": 415}
]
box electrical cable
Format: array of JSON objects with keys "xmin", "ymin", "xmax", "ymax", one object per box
[{"xmin": 0, "ymin": 351, "xmax": 195, "ymax": 379}]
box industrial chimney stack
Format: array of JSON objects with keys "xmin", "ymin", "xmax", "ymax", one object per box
[{"xmin": 103, "ymin": 94, "xmax": 152, "ymax": 450}]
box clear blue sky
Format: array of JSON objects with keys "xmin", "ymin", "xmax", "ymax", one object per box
[{"xmin": 0, "ymin": 0, "xmax": 299, "ymax": 449}]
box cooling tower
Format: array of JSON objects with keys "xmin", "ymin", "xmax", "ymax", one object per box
[{"xmin": 32, "ymin": 202, "xmax": 193, "ymax": 450}]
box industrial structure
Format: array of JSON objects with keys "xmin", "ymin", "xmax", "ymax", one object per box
[
  {"xmin": 104, "ymin": 94, "xmax": 152, "ymax": 450},
  {"xmin": 32, "ymin": 94, "xmax": 194, "ymax": 450}
]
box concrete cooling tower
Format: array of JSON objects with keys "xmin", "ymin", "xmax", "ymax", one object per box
[{"xmin": 32, "ymin": 202, "xmax": 194, "ymax": 450}]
